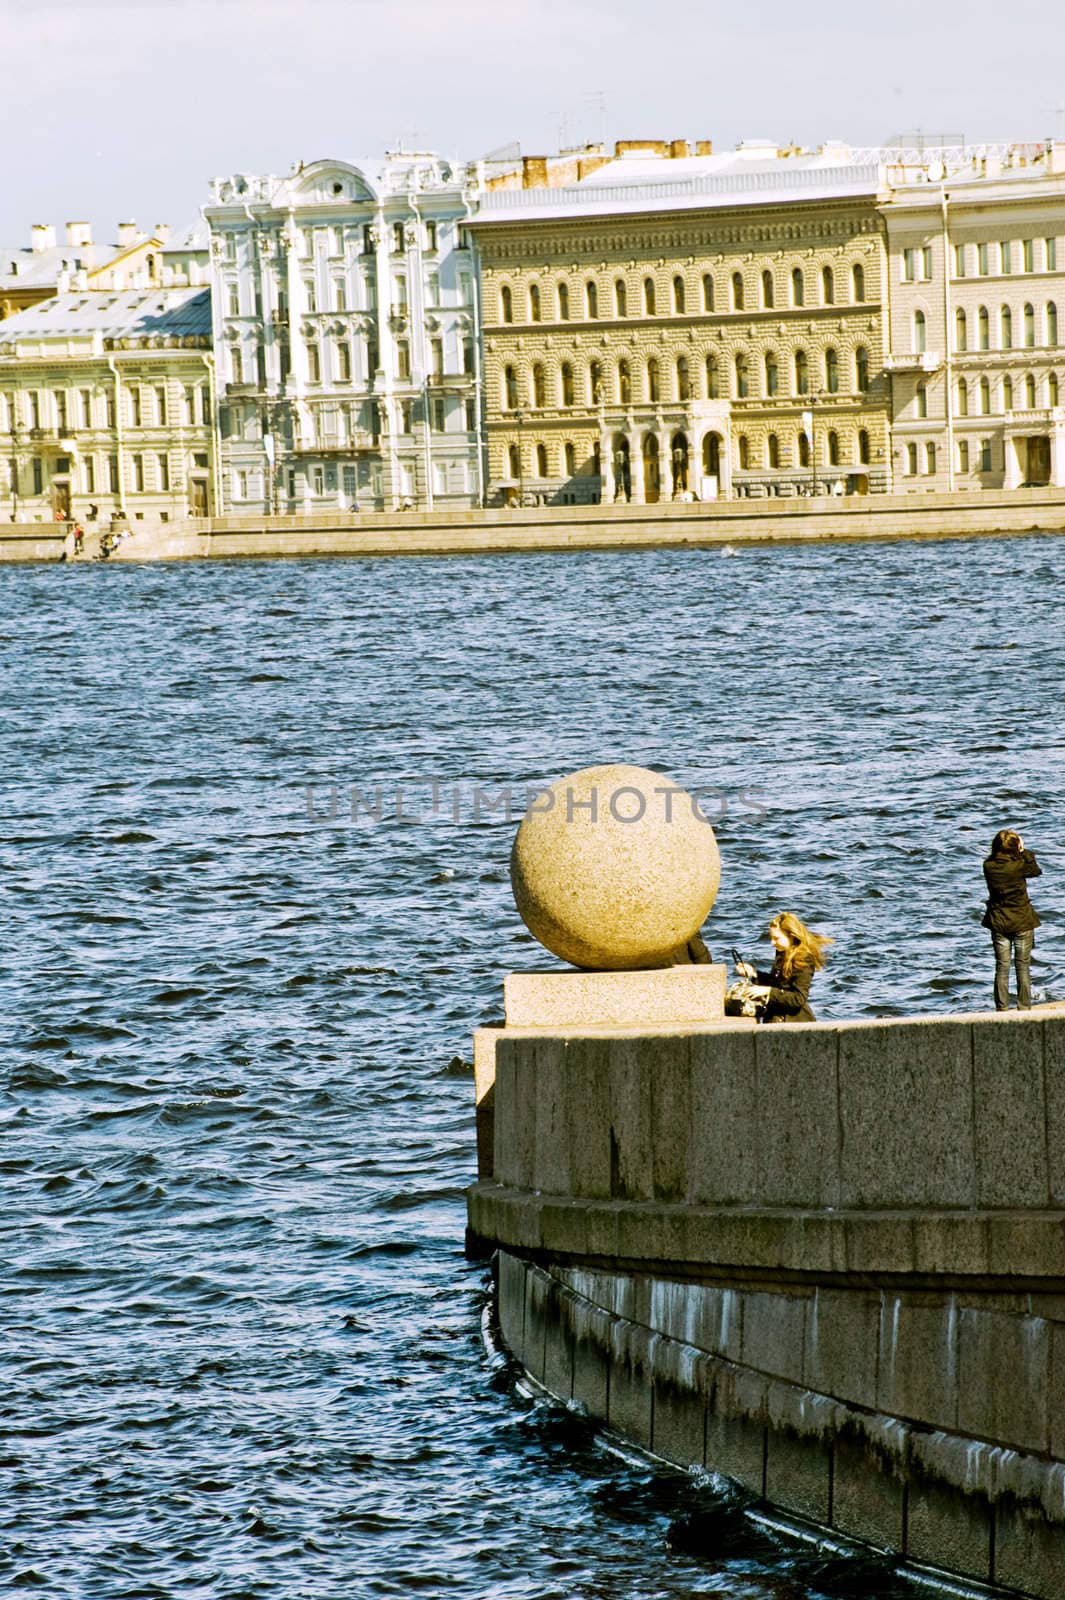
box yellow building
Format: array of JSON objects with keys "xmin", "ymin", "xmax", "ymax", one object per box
[{"xmin": 471, "ymin": 142, "xmax": 892, "ymax": 505}]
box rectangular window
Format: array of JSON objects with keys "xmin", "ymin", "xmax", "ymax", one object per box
[
  {"xmin": 953, "ymin": 243, "xmax": 967, "ymax": 277},
  {"xmin": 184, "ymin": 386, "xmax": 195, "ymax": 424},
  {"xmin": 396, "ymin": 340, "xmax": 411, "ymax": 381},
  {"xmin": 332, "ymin": 226, "xmax": 345, "ymax": 256},
  {"xmin": 334, "ymin": 278, "xmax": 347, "ymax": 311},
  {"xmin": 1000, "ymin": 240, "xmax": 1011, "ymax": 273},
  {"xmin": 227, "ymin": 283, "xmax": 240, "ymax": 317},
  {"xmin": 922, "ymin": 246, "xmax": 933, "ymax": 279},
  {"xmin": 56, "ymin": 391, "xmax": 67, "ymax": 432},
  {"xmin": 393, "ymin": 222, "xmax": 405, "ymax": 253},
  {"xmin": 106, "ymin": 392, "xmax": 116, "ymax": 428},
  {"xmin": 925, "ymin": 441, "xmax": 936, "ymax": 475},
  {"xmin": 224, "ymin": 233, "xmax": 237, "ymax": 262},
  {"xmin": 80, "ymin": 388, "xmax": 93, "ymax": 428},
  {"xmin": 1024, "ymin": 239, "xmax": 1035, "ymax": 272},
  {"xmin": 979, "ymin": 438, "xmax": 992, "ymax": 472},
  {"xmin": 903, "ymin": 247, "xmax": 917, "ymax": 282},
  {"xmin": 337, "ymin": 341, "xmax": 351, "ymax": 381},
  {"xmin": 108, "ymin": 454, "xmax": 119, "ymax": 492},
  {"xmin": 1047, "ymin": 237, "xmax": 1058, "ymax": 271},
  {"xmin": 425, "ymin": 220, "xmax": 438, "ymax": 252},
  {"xmin": 312, "ymin": 465, "xmax": 324, "ymax": 495},
  {"xmin": 131, "ymin": 389, "xmax": 142, "ymax": 427},
  {"xmin": 158, "ymin": 453, "xmax": 170, "ymax": 491},
  {"xmin": 906, "ymin": 442, "xmax": 918, "ymax": 475},
  {"xmin": 958, "ymin": 439, "xmax": 969, "ymax": 473},
  {"xmin": 304, "ymin": 279, "xmax": 317, "ymax": 313},
  {"xmin": 200, "ymin": 388, "xmax": 210, "ymax": 425},
  {"xmin": 307, "ymin": 343, "xmax": 321, "ymax": 383},
  {"xmin": 978, "ymin": 242, "xmax": 990, "ymax": 275},
  {"xmin": 83, "ymin": 455, "xmax": 96, "ymax": 493},
  {"xmin": 465, "ymin": 395, "xmax": 477, "ymax": 431},
  {"xmin": 132, "ymin": 452, "xmax": 145, "ymax": 492},
  {"xmin": 458, "ymin": 227, "xmax": 471, "ymax": 251},
  {"xmin": 155, "ymin": 385, "xmax": 167, "ymax": 425},
  {"xmin": 363, "ymin": 223, "xmax": 374, "ymax": 253},
  {"xmin": 30, "ymin": 392, "xmax": 40, "ymax": 429},
  {"xmin": 429, "ymin": 395, "xmax": 445, "ymax": 432},
  {"xmin": 32, "ymin": 457, "xmax": 43, "ymax": 494},
  {"xmin": 400, "ymin": 400, "xmax": 413, "ymax": 432},
  {"xmin": 430, "ymin": 338, "xmax": 443, "ymax": 378}
]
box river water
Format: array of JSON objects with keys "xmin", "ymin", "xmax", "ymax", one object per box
[{"xmin": 3, "ymin": 535, "xmax": 1063, "ymax": 1599}]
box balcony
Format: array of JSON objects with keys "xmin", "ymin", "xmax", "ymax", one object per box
[
  {"xmin": 427, "ymin": 370, "xmax": 474, "ymax": 388},
  {"xmin": 292, "ymin": 431, "xmax": 376, "ymax": 455},
  {"xmin": 226, "ymin": 382, "xmax": 258, "ymax": 397},
  {"xmin": 1004, "ymin": 407, "xmax": 1065, "ymax": 428},
  {"xmin": 884, "ymin": 351, "xmax": 942, "ymax": 373}
]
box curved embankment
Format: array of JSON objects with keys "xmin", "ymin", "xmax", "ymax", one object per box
[
  {"xmin": 466, "ymin": 1010, "xmax": 1065, "ymax": 1597},
  {"xmin": 4, "ymin": 486, "xmax": 1065, "ymax": 563}
]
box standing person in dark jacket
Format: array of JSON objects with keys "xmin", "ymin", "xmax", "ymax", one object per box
[
  {"xmin": 982, "ymin": 830, "xmax": 1042, "ymax": 1010},
  {"xmin": 734, "ymin": 911, "xmax": 832, "ymax": 1023}
]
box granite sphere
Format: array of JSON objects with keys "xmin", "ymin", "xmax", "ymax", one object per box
[{"xmin": 509, "ymin": 764, "xmax": 720, "ymax": 970}]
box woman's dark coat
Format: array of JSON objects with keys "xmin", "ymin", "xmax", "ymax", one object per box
[
  {"xmin": 754, "ymin": 955, "xmax": 816, "ymax": 1023},
  {"xmin": 982, "ymin": 850, "xmax": 1042, "ymax": 936}
]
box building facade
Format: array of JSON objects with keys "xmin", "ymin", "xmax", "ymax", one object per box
[
  {"xmin": 882, "ymin": 141, "xmax": 1065, "ymax": 491},
  {"xmin": 203, "ymin": 153, "xmax": 484, "ymax": 514},
  {"xmin": 0, "ymin": 284, "xmax": 216, "ymax": 525},
  {"xmin": 471, "ymin": 143, "xmax": 893, "ymax": 506}
]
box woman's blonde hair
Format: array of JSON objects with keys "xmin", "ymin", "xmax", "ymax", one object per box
[{"xmin": 769, "ymin": 912, "xmax": 833, "ymax": 976}]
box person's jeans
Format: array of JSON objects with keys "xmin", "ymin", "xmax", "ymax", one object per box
[{"xmin": 992, "ymin": 929, "xmax": 1034, "ymax": 1010}]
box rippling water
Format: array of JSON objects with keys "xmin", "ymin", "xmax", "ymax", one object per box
[{"xmin": 3, "ymin": 536, "xmax": 1064, "ymax": 1599}]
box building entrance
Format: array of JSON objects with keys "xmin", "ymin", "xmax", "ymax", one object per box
[
  {"xmin": 642, "ymin": 435, "xmax": 660, "ymax": 503},
  {"xmin": 189, "ymin": 478, "xmax": 209, "ymax": 516},
  {"xmin": 52, "ymin": 481, "xmax": 71, "ymax": 520},
  {"xmin": 1026, "ymin": 436, "xmax": 1051, "ymax": 486}
]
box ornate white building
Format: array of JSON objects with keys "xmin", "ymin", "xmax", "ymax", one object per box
[{"xmin": 203, "ymin": 153, "xmax": 484, "ymax": 513}]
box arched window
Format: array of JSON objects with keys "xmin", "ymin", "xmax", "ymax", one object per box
[
  {"xmin": 979, "ymin": 376, "xmax": 991, "ymax": 414},
  {"xmin": 827, "ymin": 428, "xmax": 840, "ymax": 465},
  {"xmin": 673, "ymin": 275, "xmax": 686, "ymax": 314},
  {"xmin": 1025, "ymin": 372, "xmax": 1036, "ymax": 406},
  {"xmin": 500, "ymin": 285, "xmax": 513, "ymax": 324},
  {"xmin": 955, "ymin": 308, "xmax": 967, "ymax": 351},
  {"xmin": 615, "ymin": 278, "xmax": 627, "ymax": 317},
  {"xmin": 1001, "ymin": 304, "xmax": 1012, "ymax": 348},
  {"xmin": 858, "ymin": 428, "xmax": 870, "ymax": 464},
  {"xmin": 504, "ymin": 365, "xmax": 517, "ymax": 409},
  {"xmin": 536, "ymin": 442, "xmax": 548, "ymax": 477},
  {"xmin": 794, "ymin": 348, "xmax": 809, "ymax": 394},
  {"xmin": 532, "ymin": 363, "xmax": 546, "ymax": 408},
  {"xmin": 589, "ymin": 360, "xmax": 603, "ymax": 403},
  {"xmin": 529, "ymin": 283, "xmax": 541, "ymax": 322},
  {"xmin": 734, "ymin": 353, "xmax": 748, "ymax": 398},
  {"xmin": 1050, "ymin": 371, "xmax": 1060, "ymax": 405},
  {"xmin": 561, "ymin": 362, "xmax": 575, "ymax": 407},
  {"xmin": 825, "ymin": 347, "xmax": 839, "ymax": 393},
  {"xmin": 852, "ymin": 262, "xmax": 866, "ymax": 303},
  {"xmin": 791, "ymin": 267, "xmax": 804, "ymax": 307},
  {"xmin": 1002, "ymin": 374, "xmax": 1013, "ymax": 411},
  {"xmin": 647, "ymin": 357, "xmax": 660, "ymax": 402},
  {"xmin": 958, "ymin": 440, "xmax": 970, "ymax": 474},
  {"xmin": 557, "ymin": 281, "xmax": 570, "ymax": 321},
  {"xmin": 564, "ymin": 441, "xmax": 576, "ymax": 476},
  {"xmin": 705, "ymin": 354, "xmax": 719, "ymax": 399},
  {"xmin": 906, "ymin": 443, "xmax": 918, "ymax": 475},
  {"xmin": 1048, "ymin": 302, "xmax": 1059, "ymax": 345},
  {"xmin": 731, "ymin": 272, "xmax": 744, "ymax": 311},
  {"xmin": 957, "ymin": 377, "xmax": 968, "ymax": 415},
  {"xmin": 737, "ymin": 434, "xmax": 749, "ymax": 470},
  {"xmin": 584, "ymin": 280, "xmax": 599, "ymax": 319},
  {"xmin": 926, "ymin": 442, "xmax": 937, "ymax": 475},
  {"xmin": 618, "ymin": 359, "xmax": 631, "ymax": 404},
  {"xmin": 643, "ymin": 277, "xmax": 656, "ymax": 315},
  {"xmin": 913, "ymin": 309, "xmax": 926, "ymax": 354},
  {"xmin": 765, "ymin": 351, "xmax": 778, "ymax": 395},
  {"xmin": 822, "ymin": 265, "xmax": 835, "ymax": 305},
  {"xmin": 676, "ymin": 355, "xmax": 690, "ymax": 400},
  {"xmin": 702, "ymin": 273, "xmax": 714, "ymax": 312},
  {"xmin": 915, "ymin": 382, "xmax": 927, "ymax": 418},
  {"xmin": 762, "ymin": 269, "xmax": 774, "ymax": 309},
  {"xmin": 855, "ymin": 346, "xmax": 870, "ymax": 392},
  {"xmin": 978, "ymin": 305, "xmax": 990, "ymax": 350},
  {"xmin": 508, "ymin": 442, "xmax": 520, "ymax": 476},
  {"xmin": 798, "ymin": 432, "xmax": 810, "ymax": 467},
  {"xmin": 1024, "ymin": 303, "xmax": 1035, "ymax": 347},
  {"xmin": 768, "ymin": 432, "xmax": 780, "ymax": 468}
]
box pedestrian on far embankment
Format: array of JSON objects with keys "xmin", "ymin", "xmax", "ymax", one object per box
[
  {"xmin": 982, "ymin": 829, "xmax": 1042, "ymax": 1010},
  {"xmin": 731, "ymin": 911, "xmax": 832, "ymax": 1022}
]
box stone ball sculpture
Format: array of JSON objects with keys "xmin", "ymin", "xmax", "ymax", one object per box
[{"xmin": 510, "ymin": 764, "xmax": 720, "ymax": 970}]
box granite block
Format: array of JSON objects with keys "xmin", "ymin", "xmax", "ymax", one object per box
[
  {"xmin": 973, "ymin": 1017, "xmax": 1049, "ymax": 1207},
  {"xmin": 688, "ymin": 1028, "xmax": 760, "ymax": 1204},
  {"xmin": 755, "ymin": 1025, "xmax": 840, "ymax": 1207}
]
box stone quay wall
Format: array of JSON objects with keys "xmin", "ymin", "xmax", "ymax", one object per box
[
  {"xmin": 466, "ymin": 1012, "xmax": 1065, "ymax": 1597},
  {"xmin": 4, "ymin": 485, "xmax": 1065, "ymax": 563}
]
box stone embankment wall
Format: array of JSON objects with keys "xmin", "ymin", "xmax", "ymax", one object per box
[
  {"xmin": 4, "ymin": 486, "xmax": 1065, "ymax": 563},
  {"xmin": 466, "ymin": 1012, "xmax": 1065, "ymax": 1597}
]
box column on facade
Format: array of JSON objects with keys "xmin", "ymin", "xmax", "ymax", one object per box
[
  {"xmin": 600, "ymin": 418, "xmax": 615, "ymax": 504},
  {"xmin": 659, "ymin": 430, "xmax": 671, "ymax": 500},
  {"xmin": 1052, "ymin": 424, "xmax": 1065, "ymax": 487},
  {"xmin": 374, "ymin": 208, "xmax": 401, "ymax": 508},
  {"xmin": 630, "ymin": 427, "xmax": 646, "ymax": 504},
  {"xmin": 1003, "ymin": 431, "xmax": 1023, "ymax": 490}
]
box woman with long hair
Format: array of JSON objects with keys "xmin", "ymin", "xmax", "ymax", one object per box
[
  {"xmin": 734, "ymin": 911, "xmax": 832, "ymax": 1023},
  {"xmin": 982, "ymin": 829, "xmax": 1042, "ymax": 1010}
]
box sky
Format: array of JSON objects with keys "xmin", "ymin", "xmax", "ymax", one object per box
[{"xmin": 3, "ymin": 0, "xmax": 1065, "ymax": 244}]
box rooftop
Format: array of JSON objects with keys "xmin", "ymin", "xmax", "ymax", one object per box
[{"xmin": 0, "ymin": 286, "xmax": 212, "ymax": 348}]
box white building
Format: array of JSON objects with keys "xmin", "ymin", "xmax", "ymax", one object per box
[{"xmin": 203, "ymin": 152, "xmax": 485, "ymax": 513}]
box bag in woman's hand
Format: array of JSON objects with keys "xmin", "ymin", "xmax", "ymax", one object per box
[{"xmin": 724, "ymin": 980, "xmax": 765, "ymax": 1018}]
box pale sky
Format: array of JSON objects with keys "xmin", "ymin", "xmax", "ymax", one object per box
[{"xmin": 3, "ymin": 0, "xmax": 1064, "ymax": 244}]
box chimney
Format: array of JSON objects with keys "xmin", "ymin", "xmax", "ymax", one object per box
[
  {"xmin": 522, "ymin": 156, "xmax": 549, "ymax": 188},
  {"xmin": 31, "ymin": 223, "xmax": 56, "ymax": 253},
  {"xmin": 695, "ymin": 140, "xmax": 713, "ymax": 156},
  {"xmin": 116, "ymin": 221, "xmax": 139, "ymax": 250},
  {"xmin": 154, "ymin": 222, "xmax": 171, "ymax": 243},
  {"xmin": 669, "ymin": 139, "xmax": 690, "ymax": 159},
  {"xmin": 65, "ymin": 221, "xmax": 92, "ymax": 248}
]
